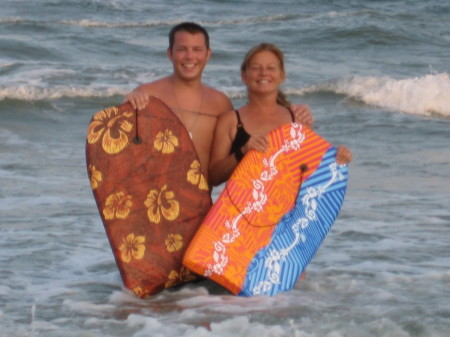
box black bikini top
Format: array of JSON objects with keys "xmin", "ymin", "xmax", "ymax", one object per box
[
  {"xmin": 229, "ymin": 110, "xmax": 251, "ymax": 156},
  {"xmin": 229, "ymin": 108, "xmax": 295, "ymax": 159}
]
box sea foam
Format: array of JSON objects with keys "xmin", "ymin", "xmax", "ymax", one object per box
[
  {"xmin": 1, "ymin": 73, "xmax": 449, "ymax": 119},
  {"xmin": 0, "ymin": 85, "xmax": 128, "ymax": 101},
  {"xmin": 296, "ymin": 73, "xmax": 450, "ymax": 118}
]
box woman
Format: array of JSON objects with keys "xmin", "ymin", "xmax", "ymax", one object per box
[{"xmin": 209, "ymin": 43, "xmax": 352, "ymax": 186}]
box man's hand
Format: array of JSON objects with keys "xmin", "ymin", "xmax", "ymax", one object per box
[
  {"xmin": 125, "ymin": 90, "xmax": 149, "ymax": 110},
  {"xmin": 291, "ymin": 104, "xmax": 314, "ymax": 128}
]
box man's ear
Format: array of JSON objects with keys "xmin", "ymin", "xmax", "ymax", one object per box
[{"xmin": 167, "ymin": 47, "xmax": 173, "ymax": 60}]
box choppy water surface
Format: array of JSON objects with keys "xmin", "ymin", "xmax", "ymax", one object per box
[{"xmin": 1, "ymin": 1, "xmax": 449, "ymax": 336}]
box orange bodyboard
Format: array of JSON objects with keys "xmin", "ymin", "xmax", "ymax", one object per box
[{"xmin": 183, "ymin": 123, "xmax": 333, "ymax": 294}]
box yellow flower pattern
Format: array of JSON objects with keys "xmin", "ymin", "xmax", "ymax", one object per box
[
  {"xmin": 119, "ymin": 233, "xmax": 145, "ymax": 263},
  {"xmin": 144, "ymin": 185, "xmax": 180, "ymax": 224},
  {"xmin": 88, "ymin": 164, "xmax": 102, "ymax": 189},
  {"xmin": 154, "ymin": 129, "xmax": 179, "ymax": 154},
  {"xmin": 165, "ymin": 266, "xmax": 197, "ymax": 288},
  {"xmin": 86, "ymin": 100, "xmax": 213, "ymax": 297},
  {"xmin": 133, "ymin": 287, "xmax": 144, "ymax": 298},
  {"xmin": 103, "ymin": 192, "xmax": 132, "ymax": 220},
  {"xmin": 165, "ymin": 233, "xmax": 183, "ymax": 253},
  {"xmin": 87, "ymin": 106, "xmax": 133, "ymax": 154},
  {"xmin": 186, "ymin": 160, "xmax": 209, "ymax": 191}
]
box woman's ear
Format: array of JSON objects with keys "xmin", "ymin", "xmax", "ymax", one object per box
[{"xmin": 241, "ymin": 70, "xmax": 248, "ymax": 84}]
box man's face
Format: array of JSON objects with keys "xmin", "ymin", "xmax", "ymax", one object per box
[{"xmin": 168, "ymin": 31, "xmax": 211, "ymax": 81}]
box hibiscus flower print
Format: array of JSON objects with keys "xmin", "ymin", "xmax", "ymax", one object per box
[
  {"xmin": 103, "ymin": 192, "xmax": 132, "ymax": 220},
  {"xmin": 154, "ymin": 129, "xmax": 179, "ymax": 154},
  {"xmin": 165, "ymin": 233, "xmax": 183, "ymax": 253},
  {"xmin": 165, "ymin": 266, "xmax": 197, "ymax": 288},
  {"xmin": 186, "ymin": 160, "xmax": 209, "ymax": 191},
  {"xmin": 87, "ymin": 106, "xmax": 133, "ymax": 154},
  {"xmin": 88, "ymin": 164, "xmax": 102, "ymax": 190},
  {"xmin": 133, "ymin": 287, "xmax": 144, "ymax": 298},
  {"xmin": 119, "ymin": 233, "xmax": 145, "ymax": 263},
  {"xmin": 144, "ymin": 185, "xmax": 180, "ymax": 224}
]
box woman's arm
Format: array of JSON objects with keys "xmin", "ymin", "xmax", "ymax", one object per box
[
  {"xmin": 208, "ymin": 111, "xmax": 239, "ymax": 186},
  {"xmin": 209, "ymin": 110, "xmax": 272, "ymax": 186}
]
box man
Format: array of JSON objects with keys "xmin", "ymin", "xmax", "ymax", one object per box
[{"xmin": 125, "ymin": 22, "xmax": 312, "ymax": 182}]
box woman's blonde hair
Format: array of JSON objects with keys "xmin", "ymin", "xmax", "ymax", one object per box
[{"xmin": 240, "ymin": 43, "xmax": 290, "ymax": 108}]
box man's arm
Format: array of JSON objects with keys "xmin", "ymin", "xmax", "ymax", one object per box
[{"xmin": 290, "ymin": 103, "xmax": 314, "ymax": 128}]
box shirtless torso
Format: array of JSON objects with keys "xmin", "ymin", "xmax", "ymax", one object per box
[{"xmin": 131, "ymin": 76, "xmax": 233, "ymax": 179}]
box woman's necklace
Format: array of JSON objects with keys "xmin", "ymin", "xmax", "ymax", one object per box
[{"xmin": 171, "ymin": 79, "xmax": 203, "ymax": 139}]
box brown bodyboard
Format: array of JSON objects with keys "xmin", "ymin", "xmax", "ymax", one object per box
[{"xmin": 85, "ymin": 97, "xmax": 212, "ymax": 298}]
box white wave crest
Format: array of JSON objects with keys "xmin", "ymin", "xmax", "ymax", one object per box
[
  {"xmin": 203, "ymin": 14, "xmax": 297, "ymax": 26},
  {"xmin": 299, "ymin": 73, "xmax": 450, "ymax": 117},
  {"xmin": 0, "ymin": 17, "xmax": 24, "ymax": 24},
  {"xmin": 59, "ymin": 19, "xmax": 178, "ymax": 28},
  {"xmin": 0, "ymin": 85, "xmax": 128, "ymax": 101},
  {"xmin": 60, "ymin": 14, "xmax": 297, "ymax": 29},
  {"xmin": 0, "ymin": 13, "xmax": 304, "ymax": 29}
]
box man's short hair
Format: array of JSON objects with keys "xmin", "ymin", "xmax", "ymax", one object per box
[{"xmin": 168, "ymin": 22, "xmax": 210, "ymax": 50}]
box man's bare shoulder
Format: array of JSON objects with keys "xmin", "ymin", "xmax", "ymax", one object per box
[
  {"xmin": 134, "ymin": 77, "xmax": 171, "ymax": 97},
  {"xmin": 203, "ymin": 85, "xmax": 233, "ymax": 116},
  {"xmin": 203, "ymin": 85, "xmax": 231, "ymax": 103}
]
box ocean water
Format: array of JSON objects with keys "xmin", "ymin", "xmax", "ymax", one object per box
[{"xmin": 1, "ymin": 0, "xmax": 449, "ymax": 336}]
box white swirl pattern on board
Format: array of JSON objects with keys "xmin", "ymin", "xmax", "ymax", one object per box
[
  {"xmin": 252, "ymin": 162, "xmax": 346, "ymax": 295},
  {"xmin": 205, "ymin": 123, "xmax": 306, "ymax": 277}
]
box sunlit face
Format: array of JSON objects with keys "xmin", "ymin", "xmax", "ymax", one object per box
[
  {"xmin": 167, "ymin": 31, "xmax": 211, "ymax": 81},
  {"xmin": 242, "ymin": 50, "xmax": 285, "ymax": 93}
]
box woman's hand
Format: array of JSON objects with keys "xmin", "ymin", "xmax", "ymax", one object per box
[
  {"xmin": 242, "ymin": 135, "xmax": 269, "ymax": 154},
  {"xmin": 336, "ymin": 146, "xmax": 353, "ymax": 165}
]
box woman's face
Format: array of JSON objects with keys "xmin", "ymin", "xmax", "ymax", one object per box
[{"xmin": 242, "ymin": 50, "xmax": 285, "ymax": 94}]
